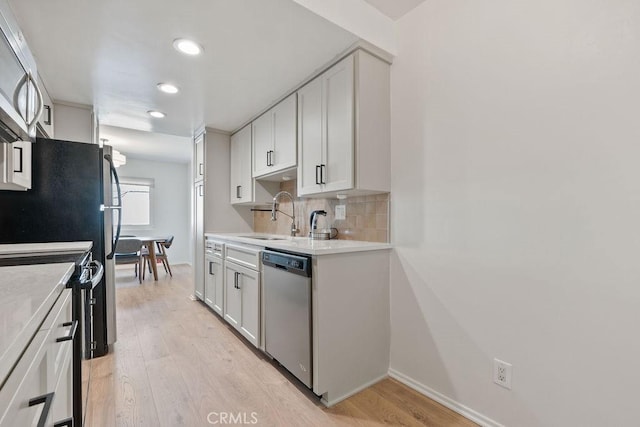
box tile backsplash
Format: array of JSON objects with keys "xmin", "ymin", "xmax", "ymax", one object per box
[{"xmin": 253, "ymin": 180, "xmax": 389, "ymax": 243}]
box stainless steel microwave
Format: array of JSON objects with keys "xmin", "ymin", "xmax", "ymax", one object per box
[{"xmin": 0, "ymin": 1, "xmax": 42, "ymax": 144}]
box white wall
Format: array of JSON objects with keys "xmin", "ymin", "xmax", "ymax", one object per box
[
  {"xmin": 117, "ymin": 158, "xmax": 191, "ymax": 264},
  {"xmin": 390, "ymin": 1, "xmax": 640, "ymax": 426},
  {"xmin": 204, "ymin": 128, "xmax": 253, "ymax": 233},
  {"xmin": 52, "ymin": 102, "xmax": 94, "ymax": 143}
]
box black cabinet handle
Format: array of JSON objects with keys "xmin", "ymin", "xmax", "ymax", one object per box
[
  {"xmin": 268, "ymin": 150, "xmax": 274, "ymax": 166},
  {"xmin": 13, "ymin": 146, "xmax": 23, "ymax": 173},
  {"xmin": 321, "ymin": 164, "xmax": 326, "ymax": 184},
  {"xmin": 234, "ymin": 272, "xmax": 241, "ymax": 289},
  {"xmin": 315, "ymin": 165, "xmax": 320, "ymax": 185},
  {"xmin": 236, "ymin": 185, "xmax": 242, "ymax": 199},
  {"xmin": 29, "ymin": 392, "xmax": 55, "ymax": 427},
  {"xmin": 209, "ymin": 262, "xmax": 215, "ymax": 275},
  {"xmin": 266, "ymin": 150, "xmax": 270, "ymax": 167},
  {"xmin": 56, "ymin": 320, "xmax": 78, "ymax": 342},
  {"xmin": 54, "ymin": 418, "xmax": 73, "ymax": 427},
  {"xmin": 44, "ymin": 105, "xmax": 52, "ymax": 125},
  {"xmin": 199, "ymin": 163, "xmax": 204, "ymax": 176}
]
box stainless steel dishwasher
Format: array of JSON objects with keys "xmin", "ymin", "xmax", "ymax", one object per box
[{"xmin": 262, "ymin": 249, "xmax": 313, "ymax": 388}]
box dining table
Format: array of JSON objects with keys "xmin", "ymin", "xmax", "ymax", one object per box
[{"xmin": 132, "ymin": 236, "xmax": 167, "ymax": 281}]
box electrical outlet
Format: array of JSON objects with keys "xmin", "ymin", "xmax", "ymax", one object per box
[
  {"xmin": 335, "ymin": 205, "xmax": 346, "ymax": 220},
  {"xmin": 493, "ymin": 358, "xmax": 512, "ymax": 389}
]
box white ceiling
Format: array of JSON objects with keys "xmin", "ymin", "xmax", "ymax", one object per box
[
  {"xmin": 363, "ymin": 0, "xmax": 426, "ymax": 20},
  {"xmin": 100, "ymin": 125, "xmax": 192, "ymax": 164},
  {"xmin": 8, "ymin": 0, "xmax": 359, "ymax": 140}
]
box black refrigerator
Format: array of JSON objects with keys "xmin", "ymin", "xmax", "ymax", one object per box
[{"xmin": 0, "ymin": 137, "xmax": 120, "ymax": 358}]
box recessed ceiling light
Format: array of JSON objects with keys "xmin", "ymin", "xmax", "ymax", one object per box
[
  {"xmin": 173, "ymin": 38, "xmax": 202, "ymax": 56},
  {"xmin": 157, "ymin": 83, "xmax": 179, "ymax": 94},
  {"xmin": 148, "ymin": 110, "xmax": 166, "ymax": 118}
]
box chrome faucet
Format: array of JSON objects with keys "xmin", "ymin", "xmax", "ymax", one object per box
[{"xmin": 271, "ymin": 191, "xmax": 299, "ymax": 236}]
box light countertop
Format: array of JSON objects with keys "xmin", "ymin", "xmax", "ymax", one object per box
[
  {"xmin": 205, "ymin": 233, "xmax": 391, "ymax": 255},
  {"xmin": 0, "ymin": 241, "xmax": 93, "ymax": 258},
  {"xmin": 0, "ymin": 262, "xmax": 74, "ymax": 387}
]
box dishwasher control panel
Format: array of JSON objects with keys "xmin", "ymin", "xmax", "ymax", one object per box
[{"xmin": 262, "ymin": 250, "xmax": 311, "ymax": 277}]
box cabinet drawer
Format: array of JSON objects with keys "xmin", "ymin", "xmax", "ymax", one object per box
[
  {"xmin": 0, "ymin": 289, "xmax": 74, "ymax": 427},
  {"xmin": 225, "ymin": 244, "xmax": 261, "ymax": 270},
  {"xmin": 205, "ymin": 239, "xmax": 224, "ymax": 258},
  {"xmin": 0, "ymin": 328, "xmax": 49, "ymax": 427},
  {"xmin": 42, "ymin": 289, "xmax": 73, "ymax": 382}
]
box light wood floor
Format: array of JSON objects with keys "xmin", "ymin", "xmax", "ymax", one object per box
[{"xmin": 84, "ymin": 264, "xmax": 476, "ymax": 427}]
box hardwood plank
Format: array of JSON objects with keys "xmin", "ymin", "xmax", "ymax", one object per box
[
  {"xmin": 112, "ymin": 331, "xmax": 160, "ymax": 426},
  {"xmin": 84, "ymin": 264, "xmax": 477, "ymax": 427},
  {"xmin": 370, "ymin": 378, "xmax": 477, "ymax": 427},
  {"xmin": 145, "ymin": 355, "xmax": 203, "ymax": 426},
  {"xmin": 85, "ymin": 355, "xmax": 116, "ymax": 427}
]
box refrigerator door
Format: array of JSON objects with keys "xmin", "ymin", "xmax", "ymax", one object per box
[
  {"xmin": 102, "ymin": 145, "xmax": 120, "ymax": 347},
  {"xmin": 0, "ymin": 138, "xmax": 110, "ymax": 357}
]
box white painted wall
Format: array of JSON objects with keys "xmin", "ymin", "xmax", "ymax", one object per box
[
  {"xmin": 390, "ymin": 1, "xmax": 640, "ymax": 426},
  {"xmin": 293, "ymin": 0, "xmax": 396, "ymax": 55},
  {"xmin": 204, "ymin": 128, "xmax": 253, "ymax": 233},
  {"xmin": 117, "ymin": 158, "xmax": 191, "ymax": 265},
  {"xmin": 52, "ymin": 102, "xmax": 94, "ymax": 143}
]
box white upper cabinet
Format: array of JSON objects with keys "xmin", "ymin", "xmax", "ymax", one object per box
[
  {"xmin": 252, "ymin": 93, "xmax": 297, "ymax": 178},
  {"xmin": 35, "ymin": 74, "xmax": 54, "ymax": 138},
  {"xmin": 230, "ymin": 124, "xmax": 279, "ymax": 205},
  {"xmin": 298, "ymin": 55, "xmax": 353, "ymax": 195},
  {"xmin": 0, "ymin": 139, "xmax": 31, "ymax": 190},
  {"xmin": 297, "ymin": 50, "xmax": 390, "ymax": 197},
  {"xmin": 194, "ymin": 133, "xmax": 205, "ymax": 182},
  {"xmin": 230, "ymin": 124, "xmax": 252, "ymax": 204}
]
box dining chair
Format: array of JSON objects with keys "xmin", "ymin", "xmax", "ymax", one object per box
[
  {"xmin": 142, "ymin": 235, "xmax": 174, "ymax": 279},
  {"xmin": 114, "ymin": 238, "xmax": 144, "ymax": 283}
]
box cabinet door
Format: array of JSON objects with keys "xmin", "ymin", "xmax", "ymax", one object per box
[
  {"xmin": 322, "ymin": 54, "xmax": 354, "ymax": 193},
  {"xmin": 194, "ymin": 183, "xmax": 204, "ymax": 300},
  {"xmin": 36, "ymin": 74, "xmax": 54, "ymax": 138},
  {"xmin": 229, "ymin": 129, "xmax": 241, "ymax": 204},
  {"xmin": 238, "ymin": 267, "xmax": 260, "ymax": 347},
  {"xmin": 272, "ymin": 93, "xmax": 297, "ymax": 172},
  {"xmin": 0, "ymin": 140, "xmax": 31, "ymax": 190},
  {"xmin": 297, "ymin": 78, "xmax": 323, "ymax": 196},
  {"xmin": 212, "ymin": 258, "xmax": 224, "ymax": 316},
  {"xmin": 194, "ymin": 133, "xmax": 205, "ymax": 182},
  {"xmin": 0, "ymin": 291, "xmax": 72, "ymax": 426},
  {"xmin": 224, "ymin": 263, "xmax": 242, "ymax": 329},
  {"xmin": 50, "ymin": 343, "xmax": 73, "ymax": 426},
  {"xmin": 252, "ymin": 112, "xmax": 273, "ymax": 177},
  {"xmin": 0, "ymin": 330, "xmax": 49, "ymax": 427},
  {"xmin": 205, "ymin": 257, "xmax": 224, "ymax": 316},
  {"xmin": 230, "ymin": 125, "xmax": 252, "ymax": 204},
  {"xmin": 204, "ymin": 257, "xmax": 216, "ymax": 309}
]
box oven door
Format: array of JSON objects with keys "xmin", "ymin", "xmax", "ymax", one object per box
[{"xmin": 75, "ymin": 258, "xmax": 104, "ymax": 359}]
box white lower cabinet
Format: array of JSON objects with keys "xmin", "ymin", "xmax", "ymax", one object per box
[
  {"xmin": 224, "ymin": 261, "xmax": 260, "ymax": 347},
  {"xmin": 0, "ymin": 289, "xmax": 74, "ymax": 426},
  {"xmin": 205, "ymin": 256, "xmax": 224, "ymax": 316},
  {"xmin": 0, "ymin": 139, "xmax": 32, "ymax": 191}
]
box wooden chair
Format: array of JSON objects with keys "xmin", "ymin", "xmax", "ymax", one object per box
[
  {"xmin": 142, "ymin": 236, "xmax": 174, "ymax": 279},
  {"xmin": 114, "ymin": 238, "xmax": 144, "ymax": 283}
]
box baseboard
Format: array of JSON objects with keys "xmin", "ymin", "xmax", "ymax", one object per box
[
  {"xmin": 388, "ymin": 369, "xmax": 503, "ymax": 427},
  {"xmin": 321, "ymin": 373, "xmax": 388, "ymax": 407}
]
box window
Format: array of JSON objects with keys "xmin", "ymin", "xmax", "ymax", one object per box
[{"xmin": 118, "ymin": 178, "xmax": 154, "ymax": 227}]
